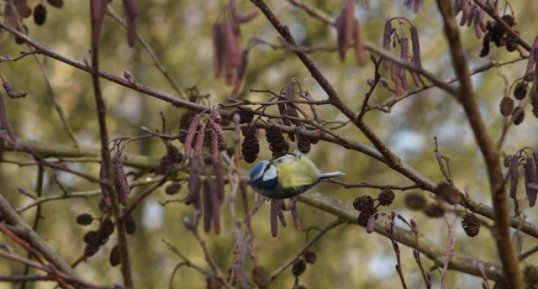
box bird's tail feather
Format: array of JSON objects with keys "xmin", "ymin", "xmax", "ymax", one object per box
[{"xmin": 319, "ymin": 171, "xmax": 345, "ymax": 180}]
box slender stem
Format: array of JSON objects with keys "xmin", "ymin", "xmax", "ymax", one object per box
[
  {"xmin": 270, "ymin": 219, "xmax": 344, "ymax": 279},
  {"xmin": 0, "ymin": 194, "xmax": 77, "ymax": 278},
  {"xmin": 299, "ymin": 192, "xmax": 504, "ymax": 280},
  {"xmin": 30, "ymin": 53, "xmax": 79, "ymax": 148},
  {"xmin": 89, "ymin": 1, "xmax": 134, "ymax": 287},
  {"xmin": 436, "ymin": 1, "xmax": 523, "ymax": 288},
  {"xmin": 19, "ymin": 165, "xmax": 45, "ymax": 289},
  {"xmin": 106, "ymin": 6, "xmax": 185, "ymax": 98}
]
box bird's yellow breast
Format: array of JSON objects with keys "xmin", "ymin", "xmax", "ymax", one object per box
[{"xmin": 275, "ymin": 156, "xmax": 320, "ymax": 188}]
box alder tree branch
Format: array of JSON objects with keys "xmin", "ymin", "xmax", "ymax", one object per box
[{"xmin": 436, "ymin": 0, "xmax": 523, "ymax": 288}]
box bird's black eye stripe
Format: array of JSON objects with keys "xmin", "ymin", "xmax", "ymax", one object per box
[{"xmin": 263, "ymin": 164, "xmax": 272, "ymax": 174}]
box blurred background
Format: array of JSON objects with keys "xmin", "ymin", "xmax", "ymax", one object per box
[{"xmin": 0, "ymin": 0, "xmax": 538, "ymax": 288}]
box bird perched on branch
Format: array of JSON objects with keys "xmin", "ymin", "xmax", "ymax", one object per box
[{"xmin": 249, "ymin": 154, "xmax": 345, "ymax": 199}]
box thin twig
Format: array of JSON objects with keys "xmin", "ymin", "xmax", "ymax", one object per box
[
  {"xmin": 89, "ymin": 3, "xmax": 134, "ymax": 286},
  {"xmin": 436, "ymin": 1, "xmax": 523, "ymax": 287},
  {"xmin": 270, "ymin": 218, "xmax": 344, "ymax": 279},
  {"xmin": 106, "ymin": 6, "xmax": 185, "ymax": 98}
]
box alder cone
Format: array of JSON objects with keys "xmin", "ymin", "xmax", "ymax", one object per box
[
  {"xmin": 47, "ymin": 0, "xmax": 64, "ymax": 8},
  {"xmin": 33, "ymin": 4, "xmax": 47, "ymax": 25}
]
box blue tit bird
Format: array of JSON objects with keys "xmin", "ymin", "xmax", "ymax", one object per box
[{"xmin": 248, "ymin": 154, "xmax": 345, "ymax": 199}]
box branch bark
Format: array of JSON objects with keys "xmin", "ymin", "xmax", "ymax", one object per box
[{"xmin": 436, "ymin": 1, "xmax": 523, "ymax": 288}]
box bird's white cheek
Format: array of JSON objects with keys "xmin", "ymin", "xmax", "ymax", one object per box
[{"xmin": 262, "ymin": 166, "xmax": 277, "ymax": 181}]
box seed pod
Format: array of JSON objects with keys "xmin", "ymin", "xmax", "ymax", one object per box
[
  {"xmin": 252, "ymin": 266, "xmax": 271, "ymax": 288},
  {"xmin": 98, "ymin": 161, "xmax": 112, "ymax": 209},
  {"xmin": 112, "ymin": 154, "xmax": 129, "ymax": 206},
  {"xmin": 90, "ymin": 0, "xmax": 108, "ymax": 44},
  {"xmin": 423, "ymin": 202, "xmax": 445, "ymax": 218},
  {"xmin": 241, "ymin": 126, "xmax": 259, "ymax": 163},
  {"xmin": 508, "ymin": 155, "xmax": 520, "ymax": 198},
  {"xmin": 303, "ymin": 251, "xmax": 317, "ymax": 264},
  {"xmin": 378, "ymin": 189, "xmax": 395, "ymax": 206},
  {"xmin": 459, "ymin": 0, "xmax": 469, "ymax": 26},
  {"xmin": 233, "ymin": 109, "xmax": 254, "ymax": 124},
  {"xmin": 165, "ymin": 182, "xmax": 182, "ymax": 195},
  {"xmin": 166, "ymin": 144, "xmax": 182, "ymax": 163},
  {"xmin": 335, "ymin": 0, "xmax": 355, "ymax": 61},
  {"xmin": 178, "ymin": 112, "xmax": 195, "ymax": 143},
  {"xmin": 436, "ymin": 182, "xmax": 462, "ymax": 205},
  {"xmin": 109, "ymin": 245, "xmax": 121, "ymax": 266},
  {"xmin": 357, "ymin": 207, "xmax": 376, "ymax": 226},
  {"xmin": 33, "ymin": 4, "xmax": 47, "ymax": 25},
  {"xmin": 461, "ymin": 213, "xmax": 480, "ymax": 237},
  {"xmin": 212, "ymin": 22, "xmax": 226, "ymax": 78},
  {"xmin": 122, "ymin": 0, "xmax": 139, "ymax": 47},
  {"xmin": 202, "ymin": 178, "xmax": 214, "ymax": 233},
  {"xmin": 479, "ymin": 32, "xmax": 491, "ymax": 57},
  {"xmin": 221, "ymin": 20, "xmax": 241, "ymax": 85},
  {"xmin": 124, "ymin": 214, "xmax": 137, "ymax": 235},
  {"xmin": 183, "ymin": 113, "xmax": 202, "ymax": 157},
  {"xmin": 352, "ymin": 17, "xmax": 367, "ymax": 65},
  {"xmin": 83, "ymin": 231, "xmax": 100, "ymax": 245},
  {"xmin": 14, "ymin": 25, "xmax": 29, "ymax": 45},
  {"xmin": 185, "ymin": 158, "xmax": 202, "ymax": 210},
  {"xmin": 99, "ymin": 218, "xmax": 115, "ymax": 239},
  {"xmin": 524, "ymin": 157, "xmax": 538, "ymax": 207},
  {"xmin": 513, "ymin": 81, "xmax": 528, "ymax": 100},
  {"xmin": 511, "ymin": 106, "xmax": 525, "ymax": 125},
  {"xmin": 12, "ymin": 1, "xmax": 31, "ymax": 18},
  {"xmin": 297, "ymin": 135, "xmax": 311, "ymax": 154},
  {"xmin": 210, "ymin": 121, "xmax": 227, "ymax": 151},
  {"xmin": 265, "ymin": 125, "xmax": 289, "ymax": 159},
  {"xmin": 382, "ymin": 19, "xmax": 393, "ymax": 69},
  {"xmin": 466, "ymin": 4, "xmax": 476, "ymax": 27},
  {"xmin": 409, "ymin": 25, "xmax": 422, "ymax": 68},
  {"xmin": 270, "ymin": 199, "xmax": 280, "ymax": 237},
  {"xmin": 289, "ymin": 197, "xmax": 301, "ymax": 230},
  {"xmin": 353, "ymin": 195, "xmax": 374, "ymax": 211},
  {"xmin": 525, "ymin": 36, "xmax": 538, "ymax": 77},
  {"xmin": 292, "ymin": 259, "xmax": 306, "ymax": 277},
  {"xmin": 76, "ymin": 213, "xmax": 93, "ymax": 226},
  {"xmin": 499, "ymin": 96, "xmax": 514, "ymax": 117},
  {"xmin": 84, "ymin": 244, "xmax": 100, "ymax": 257},
  {"xmin": 232, "ymin": 48, "xmax": 250, "ymax": 97},
  {"xmin": 47, "ymin": 0, "xmax": 64, "ymax": 8},
  {"xmin": 404, "ymin": 192, "xmax": 426, "ymax": 210}
]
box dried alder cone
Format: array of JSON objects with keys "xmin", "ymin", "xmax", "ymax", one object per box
[
  {"xmin": 352, "ymin": 195, "xmax": 377, "ymax": 227},
  {"xmin": 404, "ymin": 192, "xmax": 426, "ymax": 210},
  {"xmin": 461, "ymin": 213, "xmax": 480, "ymax": 237},
  {"xmin": 265, "ymin": 125, "xmax": 289, "ymax": 159},
  {"xmin": 241, "ymin": 126, "xmax": 259, "ymax": 163},
  {"xmin": 479, "ymin": 14, "xmax": 519, "ymax": 57}
]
